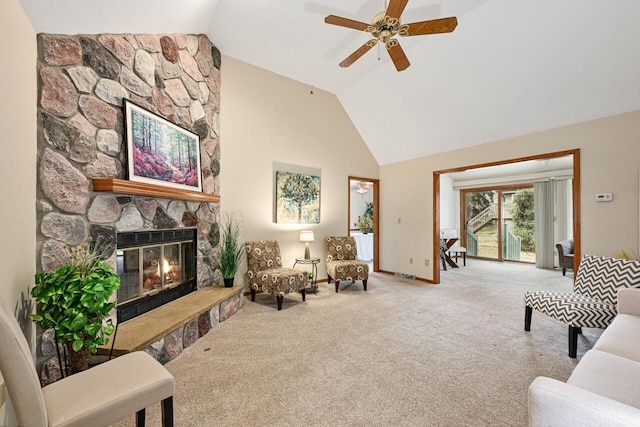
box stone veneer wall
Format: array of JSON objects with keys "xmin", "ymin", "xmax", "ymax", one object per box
[
  {"xmin": 37, "ymin": 33, "xmax": 221, "ymax": 279},
  {"xmin": 35, "ymin": 33, "xmax": 227, "ymax": 378}
]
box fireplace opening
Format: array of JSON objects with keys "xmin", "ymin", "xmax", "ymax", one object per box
[{"xmin": 116, "ymin": 228, "xmax": 197, "ymax": 323}]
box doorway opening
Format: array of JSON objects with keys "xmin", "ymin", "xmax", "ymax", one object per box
[
  {"xmin": 433, "ymin": 149, "xmax": 580, "ymax": 284},
  {"xmin": 348, "ymin": 176, "xmax": 380, "ymax": 273}
]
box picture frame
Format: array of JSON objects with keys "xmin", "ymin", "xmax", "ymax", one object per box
[
  {"xmin": 275, "ymin": 171, "xmax": 320, "ymax": 224},
  {"xmin": 124, "ymin": 99, "xmax": 202, "ymax": 192}
]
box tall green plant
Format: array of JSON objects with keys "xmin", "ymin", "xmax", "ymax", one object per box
[
  {"xmin": 30, "ymin": 243, "xmax": 120, "ymax": 354},
  {"xmin": 208, "ymin": 213, "xmax": 245, "ymax": 280}
]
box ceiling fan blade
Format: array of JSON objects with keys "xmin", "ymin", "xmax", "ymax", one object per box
[
  {"xmin": 325, "ymin": 15, "xmax": 370, "ymax": 31},
  {"xmin": 339, "ymin": 41, "xmax": 376, "ymax": 68},
  {"xmin": 400, "ymin": 17, "xmax": 458, "ymax": 36},
  {"xmin": 386, "ymin": 0, "xmax": 409, "ymax": 20},
  {"xmin": 386, "ymin": 41, "xmax": 410, "ymax": 71}
]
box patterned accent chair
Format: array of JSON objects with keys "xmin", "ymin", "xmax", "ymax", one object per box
[
  {"xmin": 556, "ymin": 238, "xmax": 574, "ymax": 276},
  {"xmin": 324, "ymin": 236, "xmax": 369, "ymax": 293},
  {"xmin": 524, "ymin": 254, "xmax": 640, "ymax": 357},
  {"xmin": 245, "ymin": 240, "xmax": 307, "ymax": 310}
]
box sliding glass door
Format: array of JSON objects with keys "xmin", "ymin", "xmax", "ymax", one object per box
[
  {"xmin": 463, "ymin": 186, "xmax": 535, "ymax": 263},
  {"xmin": 464, "ymin": 190, "xmax": 499, "ymax": 260}
]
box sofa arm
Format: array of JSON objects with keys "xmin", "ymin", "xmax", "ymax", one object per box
[
  {"xmin": 618, "ymin": 288, "xmax": 640, "ymax": 316},
  {"xmin": 529, "ymin": 377, "xmax": 640, "ymax": 427}
]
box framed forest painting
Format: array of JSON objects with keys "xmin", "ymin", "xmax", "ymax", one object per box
[
  {"xmin": 124, "ymin": 100, "xmax": 202, "ymax": 192},
  {"xmin": 275, "ymin": 171, "xmax": 320, "ymax": 224}
]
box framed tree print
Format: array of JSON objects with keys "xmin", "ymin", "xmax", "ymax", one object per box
[{"xmin": 275, "ymin": 171, "xmax": 320, "ymax": 224}]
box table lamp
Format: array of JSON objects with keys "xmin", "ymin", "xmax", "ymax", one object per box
[{"xmin": 299, "ymin": 230, "xmax": 314, "ymax": 259}]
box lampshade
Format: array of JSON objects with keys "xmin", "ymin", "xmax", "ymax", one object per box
[
  {"xmin": 300, "ymin": 230, "xmax": 314, "ymax": 259},
  {"xmin": 299, "ymin": 230, "xmax": 315, "ymax": 242}
]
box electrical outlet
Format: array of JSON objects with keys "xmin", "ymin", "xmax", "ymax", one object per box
[
  {"xmin": 424, "ymin": 259, "xmax": 429, "ymax": 266},
  {"xmin": 409, "ymin": 257, "xmax": 413, "ymax": 264}
]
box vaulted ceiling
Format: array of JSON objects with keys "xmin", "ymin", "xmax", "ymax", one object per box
[{"xmin": 19, "ymin": 0, "xmax": 640, "ymax": 165}]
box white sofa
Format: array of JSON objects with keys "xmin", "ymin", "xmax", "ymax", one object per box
[{"xmin": 529, "ymin": 288, "xmax": 640, "ymax": 426}]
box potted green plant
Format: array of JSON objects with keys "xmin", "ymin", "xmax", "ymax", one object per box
[
  {"xmin": 206, "ymin": 213, "xmax": 245, "ymax": 287},
  {"xmin": 30, "ymin": 242, "xmax": 120, "ymax": 376}
]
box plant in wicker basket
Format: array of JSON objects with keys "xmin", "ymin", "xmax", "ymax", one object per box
[{"xmin": 30, "ymin": 242, "xmax": 120, "ymax": 376}]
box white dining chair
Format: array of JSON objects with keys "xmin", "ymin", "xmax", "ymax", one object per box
[{"xmin": 0, "ymin": 298, "xmax": 175, "ymax": 426}]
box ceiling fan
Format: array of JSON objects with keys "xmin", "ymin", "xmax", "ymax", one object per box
[{"xmin": 324, "ymin": 0, "xmax": 458, "ymax": 71}]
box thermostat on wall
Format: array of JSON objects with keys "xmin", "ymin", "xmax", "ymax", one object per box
[{"xmin": 595, "ymin": 193, "xmax": 613, "ymax": 202}]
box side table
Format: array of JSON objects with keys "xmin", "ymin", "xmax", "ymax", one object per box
[{"xmin": 293, "ymin": 257, "xmax": 320, "ymax": 294}]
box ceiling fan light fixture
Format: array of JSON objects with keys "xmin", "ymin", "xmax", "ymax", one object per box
[
  {"xmin": 324, "ymin": 0, "xmax": 458, "ymax": 72},
  {"xmin": 368, "ymin": 13, "xmax": 399, "ymax": 39}
]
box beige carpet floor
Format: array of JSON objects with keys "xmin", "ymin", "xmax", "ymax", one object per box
[{"xmin": 113, "ymin": 260, "xmax": 600, "ymax": 426}]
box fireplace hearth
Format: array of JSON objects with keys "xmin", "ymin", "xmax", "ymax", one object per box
[{"xmin": 116, "ymin": 228, "xmax": 197, "ymax": 323}]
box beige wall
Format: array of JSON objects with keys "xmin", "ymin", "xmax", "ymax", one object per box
[
  {"xmin": 219, "ymin": 56, "xmax": 379, "ymax": 283},
  {"xmin": 381, "ymin": 110, "xmax": 640, "ymax": 280},
  {"xmin": 0, "ymin": 0, "xmax": 37, "ymax": 423}
]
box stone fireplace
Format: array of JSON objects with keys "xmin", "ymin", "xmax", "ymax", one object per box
[{"xmin": 34, "ymin": 33, "xmax": 237, "ymax": 379}]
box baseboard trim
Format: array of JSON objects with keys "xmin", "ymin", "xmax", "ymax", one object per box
[{"xmin": 379, "ymin": 269, "xmax": 435, "ymax": 284}]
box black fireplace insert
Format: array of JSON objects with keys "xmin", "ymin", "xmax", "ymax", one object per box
[{"xmin": 116, "ymin": 228, "xmax": 197, "ymax": 323}]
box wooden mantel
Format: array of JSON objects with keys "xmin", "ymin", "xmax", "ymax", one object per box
[{"xmin": 92, "ymin": 178, "xmax": 220, "ymax": 203}]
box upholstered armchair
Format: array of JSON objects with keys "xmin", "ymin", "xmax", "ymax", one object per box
[
  {"xmin": 556, "ymin": 238, "xmax": 574, "ymax": 276},
  {"xmin": 324, "ymin": 236, "xmax": 369, "ymax": 293},
  {"xmin": 524, "ymin": 254, "xmax": 640, "ymax": 357},
  {"xmin": 245, "ymin": 240, "xmax": 307, "ymax": 310}
]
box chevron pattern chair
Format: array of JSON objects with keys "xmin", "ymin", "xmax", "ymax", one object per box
[{"xmin": 524, "ymin": 254, "xmax": 640, "ymax": 357}]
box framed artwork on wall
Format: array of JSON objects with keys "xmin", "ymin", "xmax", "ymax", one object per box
[
  {"xmin": 124, "ymin": 99, "xmax": 202, "ymax": 192},
  {"xmin": 275, "ymin": 171, "xmax": 321, "ymax": 224}
]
